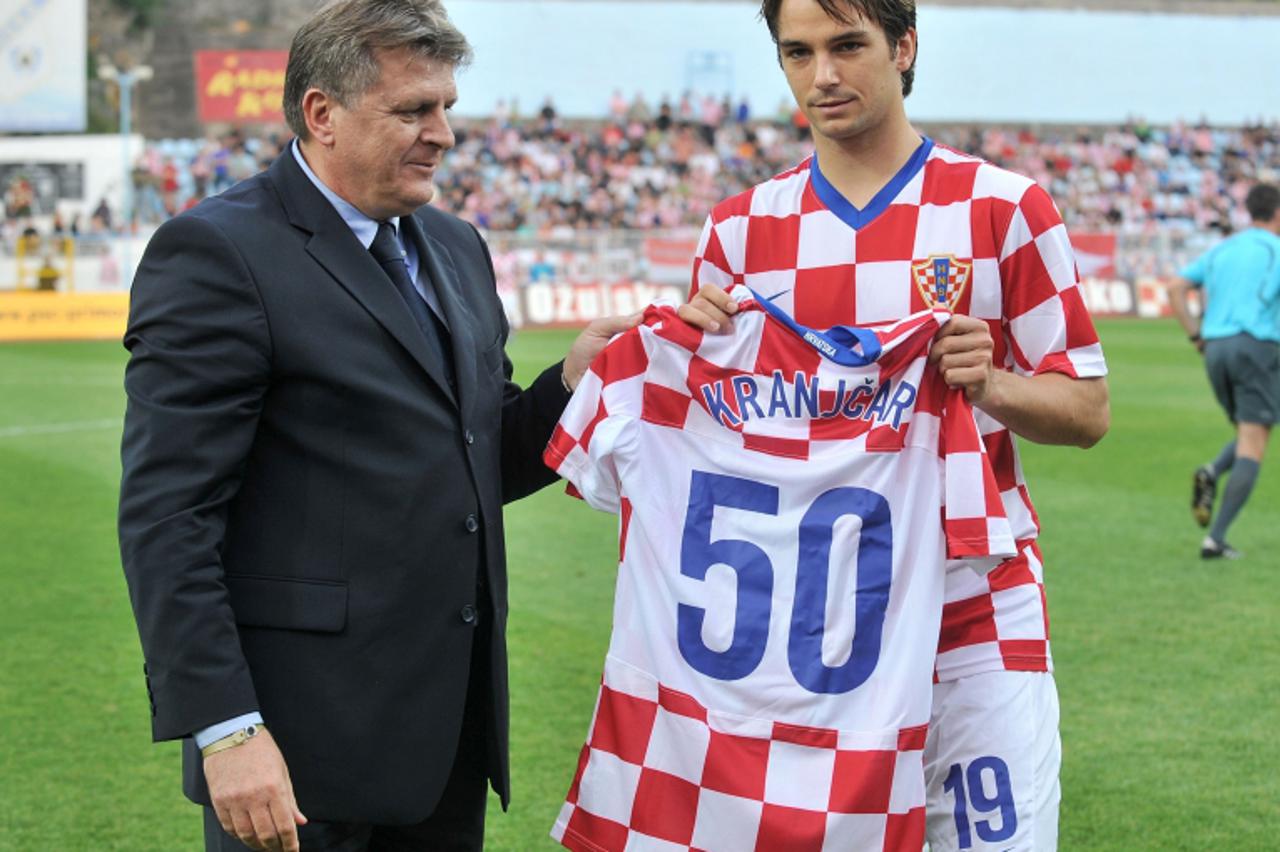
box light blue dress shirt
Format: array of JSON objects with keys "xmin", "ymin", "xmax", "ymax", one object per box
[{"xmin": 289, "ymin": 140, "xmax": 444, "ymax": 315}]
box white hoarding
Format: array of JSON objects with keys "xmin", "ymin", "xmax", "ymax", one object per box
[{"xmin": 0, "ymin": 0, "xmax": 87, "ymax": 132}]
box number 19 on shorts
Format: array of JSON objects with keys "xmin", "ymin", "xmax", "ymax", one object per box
[{"xmin": 943, "ymin": 756, "xmax": 1017, "ymax": 848}]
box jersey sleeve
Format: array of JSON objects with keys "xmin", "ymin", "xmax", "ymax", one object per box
[
  {"xmin": 938, "ymin": 381, "xmax": 1018, "ymax": 574},
  {"xmin": 1178, "ymin": 249, "xmax": 1211, "ymax": 287},
  {"xmin": 689, "ymin": 212, "xmax": 736, "ymax": 300},
  {"xmin": 543, "ymin": 326, "xmax": 651, "ymax": 514},
  {"xmin": 999, "ymin": 182, "xmax": 1107, "ymax": 380}
]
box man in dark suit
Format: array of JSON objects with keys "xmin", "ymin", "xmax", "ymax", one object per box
[{"xmin": 117, "ymin": 2, "xmax": 658, "ymax": 849}]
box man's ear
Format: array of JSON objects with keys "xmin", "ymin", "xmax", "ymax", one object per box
[
  {"xmin": 894, "ymin": 28, "xmax": 917, "ymax": 72},
  {"xmin": 301, "ymin": 88, "xmax": 338, "ymax": 147}
]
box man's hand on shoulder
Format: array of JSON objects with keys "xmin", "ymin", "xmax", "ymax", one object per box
[
  {"xmin": 928, "ymin": 314, "xmax": 998, "ymax": 403},
  {"xmin": 204, "ymin": 729, "xmax": 307, "ymax": 852},
  {"xmin": 563, "ymin": 313, "xmax": 644, "ymax": 391},
  {"xmin": 677, "ymin": 284, "xmax": 738, "ymax": 334}
]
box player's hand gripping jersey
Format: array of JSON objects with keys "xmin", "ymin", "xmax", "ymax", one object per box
[
  {"xmin": 543, "ymin": 286, "xmax": 1017, "ymax": 852},
  {"xmin": 690, "ymin": 140, "xmax": 1107, "ymax": 681}
]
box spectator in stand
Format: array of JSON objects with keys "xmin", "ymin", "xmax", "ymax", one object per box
[
  {"xmin": 528, "ymin": 250, "xmax": 556, "ymax": 283},
  {"xmin": 91, "ymin": 198, "xmax": 113, "ymax": 232},
  {"xmin": 789, "ymin": 101, "xmax": 810, "ymax": 139},
  {"xmin": 677, "ymin": 90, "xmax": 695, "ymax": 122},
  {"xmin": 161, "ymin": 159, "xmax": 180, "ymax": 217},
  {"xmin": 697, "ymin": 93, "xmax": 723, "ymax": 145},
  {"xmin": 626, "ymin": 91, "xmax": 651, "ymax": 125},
  {"xmin": 210, "ymin": 132, "xmax": 236, "ymax": 194},
  {"xmin": 538, "ymin": 96, "xmax": 559, "ymax": 136},
  {"xmin": 108, "ymin": 109, "xmax": 1279, "ymax": 240},
  {"xmin": 608, "ymin": 88, "xmax": 628, "ymax": 123},
  {"xmin": 655, "ymin": 96, "xmax": 674, "ymax": 133}
]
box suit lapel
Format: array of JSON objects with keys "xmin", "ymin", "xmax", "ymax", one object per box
[
  {"xmin": 403, "ymin": 213, "xmax": 478, "ymax": 425},
  {"xmin": 268, "ymin": 153, "xmax": 458, "ymax": 406}
]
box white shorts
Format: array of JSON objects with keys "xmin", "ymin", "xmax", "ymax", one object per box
[{"xmin": 924, "ymin": 671, "xmax": 1061, "ymax": 851}]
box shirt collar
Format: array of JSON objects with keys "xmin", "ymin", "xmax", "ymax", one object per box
[{"xmin": 291, "ymin": 139, "xmax": 399, "ymax": 249}]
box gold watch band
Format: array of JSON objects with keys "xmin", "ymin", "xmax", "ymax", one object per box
[{"xmin": 200, "ymin": 723, "xmax": 266, "ymax": 759}]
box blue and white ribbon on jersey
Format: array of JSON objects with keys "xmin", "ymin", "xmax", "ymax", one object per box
[{"xmin": 752, "ymin": 289, "xmax": 884, "ymax": 366}]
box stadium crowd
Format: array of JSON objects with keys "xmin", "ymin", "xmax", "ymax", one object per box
[{"xmin": 5, "ymin": 94, "xmax": 1279, "ymax": 242}]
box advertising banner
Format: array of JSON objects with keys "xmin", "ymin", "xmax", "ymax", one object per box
[
  {"xmin": 493, "ymin": 232, "xmax": 1150, "ymax": 328},
  {"xmin": 0, "ymin": 292, "xmax": 129, "ymax": 341},
  {"xmin": 519, "ymin": 280, "xmax": 686, "ymax": 327},
  {"xmin": 643, "ymin": 237, "xmax": 698, "ymax": 286},
  {"xmin": 195, "ymin": 50, "xmax": 288, "ymax": 124},
  {"xmin": 0, "ymin": 0, "xmax": 86, "ymax": 132},
  {"xmin": 492, "ymin": 245, "xmax": 686, "ymax": 328},
  {"xmin": 1071, "ymin": 233, "xmax": 1117, "ymax": 279},
  {"xmin": 1071, "ymin": 232, "xmax": 1138, "ymax": 317}
]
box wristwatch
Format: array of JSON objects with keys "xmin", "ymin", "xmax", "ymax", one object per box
[{"xmin": 200, "ymin": 723, "xmax": 266, "ymax": 759}]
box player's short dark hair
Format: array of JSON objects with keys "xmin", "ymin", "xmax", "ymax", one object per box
[
  {"xmin": 283, "ymin": 0, "xmax": 472, "ymax": 140},
  {"xmin": 1244, "ymin": 184, "xmax": 1280, "ymax": 223},
  {"xmin": 759, "ymin": 0, "xmax": 916, "ymax": 97}
]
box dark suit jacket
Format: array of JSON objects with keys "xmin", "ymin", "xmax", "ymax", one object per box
[{"xmin": 118, "ymin": 150, "xmax": 567, "ymax": 823}]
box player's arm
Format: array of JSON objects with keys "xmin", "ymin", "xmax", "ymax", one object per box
[
  {"xmin": 937, "ymin": 181, "xmax": 1111, "ymax": 448},
  {"xmin": 1169, "ymin": 246, "xmax": 1211, "ymax": 351},
  {"xmin": 1166, "ymin": 275, "xmax": 1205, "ymax": 353},
  {"xmin": 930, "ymin": 315, "xmax": 1109, "ymax": 447}
]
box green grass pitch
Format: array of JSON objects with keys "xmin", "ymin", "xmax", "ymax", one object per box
[{"xmin": 0, "ymin": 319, "xmax": 1276, "ymax": 850}]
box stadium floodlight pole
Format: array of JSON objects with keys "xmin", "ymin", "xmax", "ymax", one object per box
[{"xmin": 97, "ymin": 60, "xmax": 153, "ymax": 288}]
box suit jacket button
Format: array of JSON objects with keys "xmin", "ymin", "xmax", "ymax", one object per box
[
  {"xmin": 465, "ymin": 514, "xmax": 479, "ymax": 533},
  {"xmin": 460, "ymin": 604, "xmax": 477, "ymax": 624},
  {"xmin": 464, "ymin": 429, "xmax": 475, "ymax": 445}
]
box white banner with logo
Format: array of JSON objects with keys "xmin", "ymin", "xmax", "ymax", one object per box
[{"xmin": 0, "ymin": 0, "xmax": 87, "ymax": 132}]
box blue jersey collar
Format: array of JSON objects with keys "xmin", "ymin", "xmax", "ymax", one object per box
[{"xmin": 809, "ymin": 137, "xmax": 934, "ymax": 231}]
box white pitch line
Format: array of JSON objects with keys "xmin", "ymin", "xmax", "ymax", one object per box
[{"xmin": 0, "ymin": 418, "xmax": 121, "ymax": 439}]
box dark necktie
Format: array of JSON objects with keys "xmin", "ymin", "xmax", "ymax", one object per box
[{"xmin": 369, "ymin": 221, "xmax": 455, "ymax": 388}]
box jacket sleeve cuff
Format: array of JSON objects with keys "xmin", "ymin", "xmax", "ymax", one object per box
[
  {"xmin": 193, "ymin": 711, "xmax": 264, "ymax": 748},
  {"xmin": 532, "ymin": 359, "xmax": 574, "ymax": 410}
]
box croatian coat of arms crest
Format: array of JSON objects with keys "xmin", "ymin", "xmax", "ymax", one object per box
[{"xmin": 912, "ymin": 255, "xmax": 973, "ymax": 310}]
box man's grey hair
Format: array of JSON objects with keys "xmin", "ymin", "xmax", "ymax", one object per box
[{"xmin": 283, "ymin": 0, "xmax": 472, "ymax": 139}]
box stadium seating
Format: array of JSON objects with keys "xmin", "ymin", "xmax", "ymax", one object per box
[{"xmin": 42, "ymin": 111, "xmax": 1279, "ymax": 242}]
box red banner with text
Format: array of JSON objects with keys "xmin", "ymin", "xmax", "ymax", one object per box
[{"xmin": 195, "ymin": 50, "xmax": 288, "ymax": 124}]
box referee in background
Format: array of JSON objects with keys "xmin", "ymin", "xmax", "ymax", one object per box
[{"xmin": 1170, "ymin": 182, "xmax": 1280, "ymax": 559}]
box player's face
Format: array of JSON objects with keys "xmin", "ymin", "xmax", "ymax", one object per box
[
  {"xmin": 326, "ymin": 47, "xmax": 457, "ymax": 220},
  {"xmin": 775, "ymin": 0, "xmax": 915, "ymax": 145}
]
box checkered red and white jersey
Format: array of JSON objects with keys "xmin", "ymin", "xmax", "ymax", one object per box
[
  {"xmin": 542, "ymin": 286, "xmax": 1017, "ymax": 852},
  {"xmin": 690, "ymin": 140, "xmax": 1107, "ymax": 681}
]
